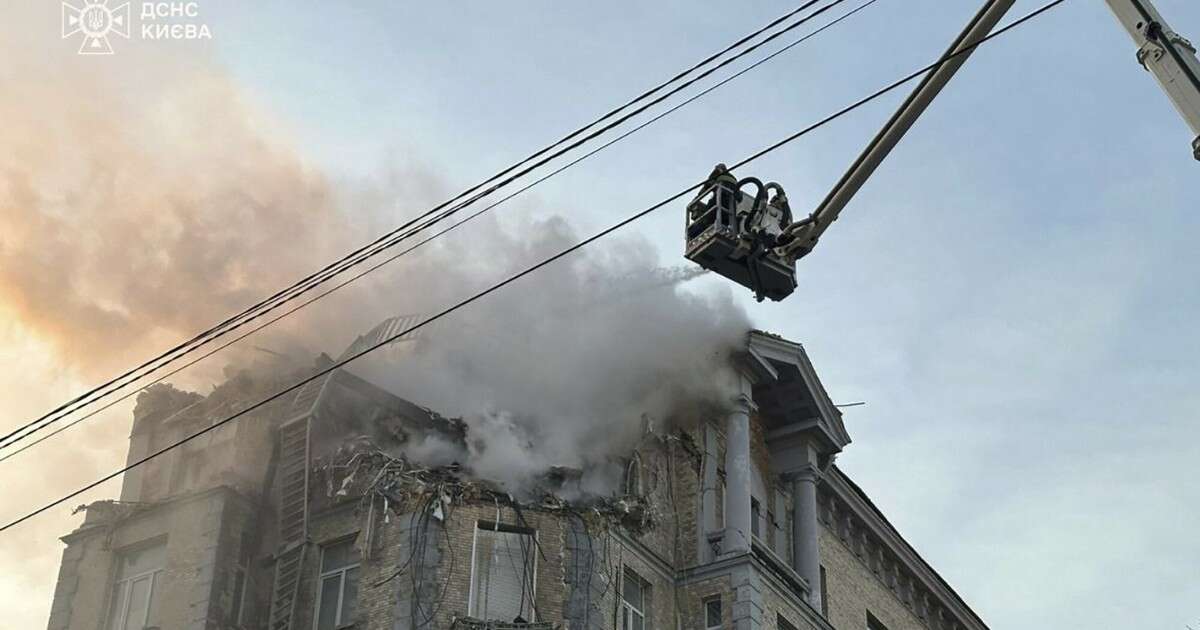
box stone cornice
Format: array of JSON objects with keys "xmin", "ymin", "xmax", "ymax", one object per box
[
  {"xmin": 60, "ymin": 485, "xmax": 251, "ymax": 545},
  {"xmin": 679, "ymin": 550, "xmax": 834, "ymax": 630},
  {"xmin": 820, "ymin": 467, "xmax": 989, "ymax": 630}
]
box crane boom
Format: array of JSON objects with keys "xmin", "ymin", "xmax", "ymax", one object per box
[
  {"xmin": 1104, "ymin": 0, "xmax": 1200, "ymax": 160},
  {"xmin": 685, "ymin": 0, "xmax": 1198, "ymax": 303},
  {"xmin": 777, "ymin": 0, "xmax": 1016, "ymax": 261}
]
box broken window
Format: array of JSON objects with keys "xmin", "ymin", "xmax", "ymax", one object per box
[
  {"xmin": 621, "ymin": 567, "xmax": 649, "ymax": 630},
  {"xmin": 106, "ymin": 539, "xmax": 166, "ymax": 630},
  {"xmin": 470, "ymin": 523, "xmax": 537, "ymax": 622},
  {"xmin": 704, "ymin": 596, "xmax": 722, "ymax": 630},
  {"xmin": 315, "ymin": 538, "xmax": 360, "ymax": 630}
]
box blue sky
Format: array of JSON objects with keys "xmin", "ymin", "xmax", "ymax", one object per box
[
  {"xmin": 202, "ymin": 3, "xmax": 1200, "ymax": 626},
  {"xmin": 3, "ymin": 0, "xmax": 1199, "ymax": 628}
]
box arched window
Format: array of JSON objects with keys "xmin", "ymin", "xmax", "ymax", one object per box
[{"xmin": 624, "ymin": 454, "xmax": 642, "ymax": 496}]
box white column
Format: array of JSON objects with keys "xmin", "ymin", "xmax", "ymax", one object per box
[
  {"xmin": 722, "ymin": 392, "xmax": 754, "ymax": 555},
  {"xmin": 791, "ymin": 464, "xmax": 822, "ymax": 609}
]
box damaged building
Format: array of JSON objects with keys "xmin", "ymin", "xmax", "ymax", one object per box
[{"xmin": 45, "ymin": 330, "xmax": 990, "ymax": 630}]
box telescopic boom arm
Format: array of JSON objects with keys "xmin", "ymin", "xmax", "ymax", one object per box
[
  {"xmin": 688, "ymin": 0, "xmax": 1199, "ymax": 302},
  {"xmin": 1104, "ymin": 0, "xmax": 1200, "ymax": 161},
  {"xmin": 777, "ymin": 0, "xmax": 1017, "ymax": 262}
]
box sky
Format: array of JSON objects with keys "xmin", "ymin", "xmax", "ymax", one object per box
[{"xmin": 2, "ymin": 0, "xmax": 1199, "ymax": 628}]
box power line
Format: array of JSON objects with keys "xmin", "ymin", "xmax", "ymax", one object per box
[
  {"xmin": 0, "ymin": 0, "xmax": 851, "ymax": 453},
  {"xmin": 0, "ymin": 0, "xmax": 1068, "ymax": 534},
  {"xmin": 0, "ymin": 1, "xmax": 832, "ymax": 449},
  {"xmin": 0, "ymin": 0, "xmax": 848, "ymax": 452},
  {"xmin": 0, "ymin": 0, "xmax": 885, "ymax": 464}
]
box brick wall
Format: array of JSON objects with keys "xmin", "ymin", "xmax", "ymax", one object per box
[
  {"xmin": 678, "ymin": 574, "xmax": 732, "ymax": 629},
  {"xmin": 819, "ymin": 525, "xmax": 925, "ymax": 630},
  {"xmin": 288, "ymin": 495, "xmax": 701, "ymax": 629}
]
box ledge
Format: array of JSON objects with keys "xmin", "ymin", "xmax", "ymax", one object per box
[{"xmin": 822, "ymin": 467, "xmax": 989, "ymax": 630}]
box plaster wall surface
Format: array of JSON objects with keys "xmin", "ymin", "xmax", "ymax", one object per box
[{"xmin": 46, "ymin": 489, "xmax": 251, "ymax": 630}]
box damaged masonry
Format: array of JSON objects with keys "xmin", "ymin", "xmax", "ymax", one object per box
[{"xmin": 46, "ymin": 327, "xmax": 992, "ymax": 630}]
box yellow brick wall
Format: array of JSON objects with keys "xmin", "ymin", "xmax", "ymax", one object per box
[{"xmin": 819, "ymin": 525, "xmax": 925, "ymax": 630}]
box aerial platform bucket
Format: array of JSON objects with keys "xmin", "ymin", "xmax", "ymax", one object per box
[{"xmin": 685, "ymin": 179, "xmax": 797, "ymax": 302}]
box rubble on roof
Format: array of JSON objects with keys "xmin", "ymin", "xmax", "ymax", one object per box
[{"xmin": 318, "ymin": 441, "xmax": 656, "ymax": 535}]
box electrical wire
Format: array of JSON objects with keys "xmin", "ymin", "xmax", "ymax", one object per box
[
  {"xmin": 0, "ymin": 0, "xmax": 855, "ymax": 454},
  {"xmin": 0, "ymin": 0, "xmax": 879, "ymax": 458},
  {"xmin": 0, "ymin": 0, "xmax": 1067, "ymax": 534},
  {"xmin": 4, "ymin": 0, "xmax": 868, "ymax": 453}
]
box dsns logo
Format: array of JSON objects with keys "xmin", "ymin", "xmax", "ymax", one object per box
[{"xmin": 62, "ymin": 1, "xmax": 131, "ymax": 55}]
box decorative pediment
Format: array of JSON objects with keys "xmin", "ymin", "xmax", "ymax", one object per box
[{"xmin": 745, "ymin": 331, "xmax": 851, "ymax": 466}]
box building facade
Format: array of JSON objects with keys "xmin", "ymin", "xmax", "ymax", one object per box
[{"xmin": 46, "ymin": 331, "xmax": 989, "ymax": 630}]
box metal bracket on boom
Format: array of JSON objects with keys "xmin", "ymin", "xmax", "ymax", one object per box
[{"xmin": 1106, "ymin": 0, "xmax": 1200, "ymax": 160}]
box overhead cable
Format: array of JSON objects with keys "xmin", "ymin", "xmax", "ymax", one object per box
[
  {"xmin": 0, "ymin": 0, "xmax": 859, "ymax": 452},
  {"xmin": 0, "ymin": 0, "xmax": 1068, "ymax": 533}
]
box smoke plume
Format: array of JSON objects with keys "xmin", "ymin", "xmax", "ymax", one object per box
[
  {"xmin": 0, "ymin": 50, "xmax": 357, "ymax": 380},
  {"xmin": 352, "ymin": 213, "xmax": 750, "ymax": 488},
  {"xmin": 0, "ymin": 5, "xmax": 751, "ymax": 488},
  {"xmin": 0, "ymin": 8, "xmax": 753, "ymax": 629}
]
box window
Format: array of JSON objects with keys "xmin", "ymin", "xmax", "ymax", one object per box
[
  {"xmin": 470, "ymin": 523, "xmax": 537, "ymax": 622},
  {"xmin": 867, "ymin": 611, "xmax": 890, "ymax": 630},
  {"xmin": 704, "ymin": 596, "xmax": 722, "ymax": 630},
  {"xmin": 624, "ymin": 456, "xmax": 641, "ymax": 495},
  {"xmin": 716, "ymin": 474, "xmax": 726, "ymax": 528},
  {"xmin": 229, "ymin": 564, "xmax": 248, "ymax": 625},
  {"xmin": 620, "ymin": 567, "xmax": 649, "ymax": 630},
  {"xmin": 778, "ymin": 614, "xmax": 800, "ymax": 630},
  {"xmin": 819, "ymin": 565, "xmax": 829, "ymax": 618},
  {"xmin": 315, "ymin": 539, "xmax": 360, "ymax": 630},
  {"xmin": 750, "ymin": 498, "xmax": 762, "ymax": 538},
  {"xmin": 106, "ymin": 540, "xmax": 166, "ymax": 630}
]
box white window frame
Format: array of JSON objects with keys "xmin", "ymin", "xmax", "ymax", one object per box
[
  {"xmin": 107, "ymin": 544, "xmax": 165, "ymax": 630},
  {"xmin": 703, "ymin": 595, "xmax": 722, "ymax": 630},
  {"xmin": 620, "ymin": 567, "xmax": 647, "ymax": 630},
  {"xmin": 467, "ymin": 521, "xmax": 539, "ymax": 622},
  {"xmin": 313, "ymin": 539, "xmax": 360, "ymax": 630}
]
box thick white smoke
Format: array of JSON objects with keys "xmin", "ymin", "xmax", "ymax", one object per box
[
  {"xmin": 351, "ymin": 213, "xmax": 751, "ymax": 489},
  {"xmin": 0, "ymin": 7, "xmax": 752, "ymax": 628}
]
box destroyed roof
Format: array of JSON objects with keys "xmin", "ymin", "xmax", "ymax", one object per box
[
  {"xmin": 317, "ymin": 447, "xmax": 656, "ymax": 535},
  {"xmin": 282, "ymin": 352, "xmax": 466, "ymax": 446}
]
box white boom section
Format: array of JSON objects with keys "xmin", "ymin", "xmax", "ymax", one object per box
[
  {"xmin": 1105, "ymin": 0, "xmax": 1200, "ymax": 160},
  {"xmin": 778, "ymin": 0, "xmax": 1016, "ymax": 261}
]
